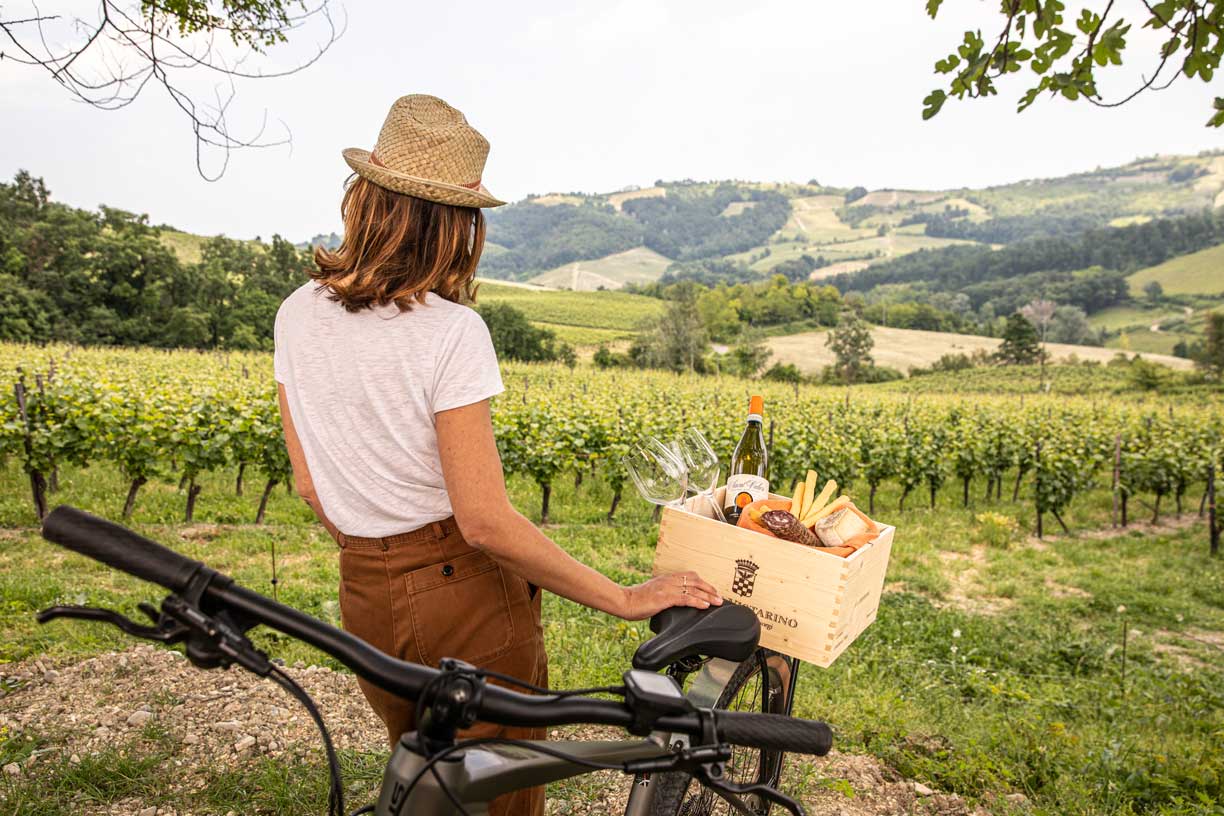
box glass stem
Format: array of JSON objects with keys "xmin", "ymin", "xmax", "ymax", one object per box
[{"xmin": 704, "ymin": 491, "xmax": 728, "ymax": 522}]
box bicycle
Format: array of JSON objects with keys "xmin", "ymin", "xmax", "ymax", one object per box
[{"xmin": 35, "ymin": 505, "xmax": 831, "ymax": 816}]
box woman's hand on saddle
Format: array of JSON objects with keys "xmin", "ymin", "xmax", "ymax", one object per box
[{"xmin": 618, "ymin": 571, "xmax": 723, "ymax": 621}]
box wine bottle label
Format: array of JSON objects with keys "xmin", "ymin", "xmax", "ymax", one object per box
[{"xmin": 724, "ymin": 473, "xmax": 769, "ymax": 513}]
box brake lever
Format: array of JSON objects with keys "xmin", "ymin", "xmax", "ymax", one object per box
[
  {"xmin": 692, "ymin": 763, "xmax": 807, "ymax": 816},
  {"xmin": 37, "ymin": 604, "xmax": 190, "ymax": 644}
]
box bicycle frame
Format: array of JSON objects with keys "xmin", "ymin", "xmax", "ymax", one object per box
[
  {"xmin": 379, "ymin": 738, "xmax": 669, "ymax": 815},
  {"xmin": 384, "ymin": 654, "xmax": 800, "ymax": 815}
]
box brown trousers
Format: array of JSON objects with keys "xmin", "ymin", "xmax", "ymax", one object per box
[{"xmin": 336, "ymin": 517, "xmax": 548, "ymax": 816}]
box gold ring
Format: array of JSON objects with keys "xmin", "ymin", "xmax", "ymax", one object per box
[{"xmin": 681, "ymin": 575, "xmax": 687, "ymax": 588}]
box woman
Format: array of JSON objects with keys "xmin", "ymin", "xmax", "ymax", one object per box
[{"xmin": 273, "ymin": 95, "xmax": 721, "ymax": 815}]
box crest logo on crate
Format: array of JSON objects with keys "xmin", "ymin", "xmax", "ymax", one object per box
[{"xmin": 731, "ymin": 559, "xmax": 759, "ymax": 597}]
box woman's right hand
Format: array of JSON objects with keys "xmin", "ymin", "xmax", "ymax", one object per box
[{"xmin": 618, "ymin": 571, "xmax": 723, "ymax": 621}]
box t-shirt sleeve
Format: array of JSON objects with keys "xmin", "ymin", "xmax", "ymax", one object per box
[
  {"xmin": 431, "ymin": 309, "xmax": 505, "ymax": 413},
  {"xmin": 273, "ymin": 304, "xmax": 289, "ymax": 384}
]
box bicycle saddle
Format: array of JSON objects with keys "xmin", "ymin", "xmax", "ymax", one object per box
[{"xmin": 631, "ymin": 604, "xmax": 761, "ymax": 671}]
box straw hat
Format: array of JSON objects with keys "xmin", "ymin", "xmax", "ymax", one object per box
[{"xmin": 342, "ymin": 95, "xmax": 504, "ymax": 208}]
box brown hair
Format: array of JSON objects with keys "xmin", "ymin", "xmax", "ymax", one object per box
[{"xmin": 312, "ymin": 175, "xmax": 486, "ymax": 311}]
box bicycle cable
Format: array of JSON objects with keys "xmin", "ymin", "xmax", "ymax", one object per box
[
  {"xmin": 266, "ymin": 664, "xmax": 346, "ymax": 816},
  {"xmin": 395, "ymin": 735, "xmax": 633, "ymax": 816}
]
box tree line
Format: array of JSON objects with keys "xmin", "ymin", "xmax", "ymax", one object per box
[
  {"xmin": 481, "ymin": 182, "xmax": 791, "ymax": 280},
  {"xmin": 831, "ymin": 209, "xmax": 1224, "ymax": 315},
  {"xmin": 1, "ymin": 171, "xmax": 311, "ymax": 350}
]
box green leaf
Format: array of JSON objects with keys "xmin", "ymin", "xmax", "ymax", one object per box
[
  {"xmin": 922, "ymin": 89, "xmax": 948, "ymax": 120},
  {"xmin": 1209, "ymin": 97, "xmax": 1224, "ymax": 127},
  {"xmin": 925, "ymin": 0, "xmax": 943, "ymax": 18},
  {"xmin": 935, "ymin": 54, "xmax": 962, "ymax": 74}
]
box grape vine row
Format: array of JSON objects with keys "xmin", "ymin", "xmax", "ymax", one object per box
[{"xmin": 1, "ymin": 344, "xmax": 1220, "ymax": 533}]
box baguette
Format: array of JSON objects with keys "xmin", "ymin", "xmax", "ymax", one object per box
[
  {"xmin": 800, "ymin": 494, "xmax": 851, "ymax": 527},
  {"xmin": 800, "ymin": 470, "xmax": 818, "ymax": 518}
]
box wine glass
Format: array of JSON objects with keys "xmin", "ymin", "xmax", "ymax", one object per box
[
  {"xmin": 673, "ymin": 428, "xmax": 728, "ymax": 522},
  {"xmin": 622, "ymin": 438, "xmax": 689, "ymax": 509}
]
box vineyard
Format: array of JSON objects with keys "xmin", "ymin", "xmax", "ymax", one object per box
[
  {"xmin": 2, "ymin": 342, "xmax": 1223, "ymax": 816},
  {"xmin": 2, "ymin": 344, "xmax": 1220, "ymax": 541}
]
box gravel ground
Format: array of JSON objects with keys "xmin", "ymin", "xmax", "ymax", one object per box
[{"xmin": 0, "ymin": 647, "xmax": 997, "ymax": 816}]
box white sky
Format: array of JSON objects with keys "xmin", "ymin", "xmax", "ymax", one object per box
[{"xmin": 3, "ymin": 1, "xmax": 1223, "ymax": 241}]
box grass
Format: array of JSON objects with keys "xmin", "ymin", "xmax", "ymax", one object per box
[
  {"xmin": 532, "ymin": 322, "xmax": 634, "ymax": 348},
  {"xmin": 477, "ymin": 283, "xmax": 665, "ymax": 332},
  {"xmin": 2, "ymin": 447, "xmax": 1223, "ymax": 815},
  {"xmin": 1127, "ymin": 243, "xmax": 1224, "ymax": 296},
  {"xmin": 157, "ymin": 229, "xmax": 209, "ymax": 265}
]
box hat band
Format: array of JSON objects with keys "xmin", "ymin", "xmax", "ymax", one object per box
[{"xmin": 369, "ymin": 150, "xmax": 483, "ymax": 190}]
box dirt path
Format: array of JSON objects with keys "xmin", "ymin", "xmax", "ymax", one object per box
[{"xmin": 0, "ymin": 647, "xmax": 994, "ymax": 816}]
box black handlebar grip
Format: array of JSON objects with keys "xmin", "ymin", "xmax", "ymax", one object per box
[
  {"xmin": 42, "ymin": 505, "xmax": 209, "ymax": 593},
  {"xmin": 715, "ymin": 710, "xmax": 833, "ymax": 756}
]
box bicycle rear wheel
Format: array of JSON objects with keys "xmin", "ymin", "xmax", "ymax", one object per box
[{"xmin": 651, "ymin": 649, "xmax": 794, "ymax": 816}]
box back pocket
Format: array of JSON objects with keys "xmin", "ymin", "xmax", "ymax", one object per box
[{"xmin": 405, "ymin": 550, "xmax": 515, "ymax": 668}]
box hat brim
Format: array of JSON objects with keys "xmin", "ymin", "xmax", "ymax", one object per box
[{"xmin": 342, "ymin": 148, "xmax": 505, "ymax": 208}]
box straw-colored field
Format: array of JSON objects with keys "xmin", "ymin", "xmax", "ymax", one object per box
[{"xmin": 766, "ymin": 326, "xmax": 1194, "ymax": 374}]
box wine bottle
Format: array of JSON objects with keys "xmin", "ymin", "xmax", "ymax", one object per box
[{"xmin": 723, "ymin": 395, "xmax": 770, "ymax": 524}]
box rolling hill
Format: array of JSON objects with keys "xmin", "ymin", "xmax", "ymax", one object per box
[
  {"xmin": 476, "ymin": 152, "xmax": 1224, "ymax": 295},
  {"xmin": 1126, "ymin": 242, "xmax": 1224, "ymax": 296}
]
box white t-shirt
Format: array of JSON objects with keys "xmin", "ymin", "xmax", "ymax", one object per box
[{"xmin": 273, "ymin": 283, "xmax": 504, "ymax": 537}]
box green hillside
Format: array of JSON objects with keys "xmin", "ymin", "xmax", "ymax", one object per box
[
  {"xmin": 158, "ymin": 229, "xmax": 210, "ymax": 264},
  {"xmin": 1127, "ymin": 242, "xmax": 1224, "ymax": 296},
  {"xmin": 527, "ymin": 247, "xmax": 672, "ymax": 290},
  {"xmin": 476, "ymin": 282, "xmax": 665, "ymax": 346}
]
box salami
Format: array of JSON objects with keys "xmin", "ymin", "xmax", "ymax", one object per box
[{"xmin": 759, "ymin": 510, "xmax": 821, "ymax": 547}]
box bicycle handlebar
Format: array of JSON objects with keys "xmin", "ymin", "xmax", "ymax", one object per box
[
  {"xmin": 43, "ymin": 505, "xmax": 211, "ymax": 594},
  {"xmin": 40, "ymin": 505, "xmax": 833, "ymax": 757}
]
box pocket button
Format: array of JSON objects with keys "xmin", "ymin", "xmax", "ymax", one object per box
[{"xmin": 441, "ymin": 564, "xmax": 455, "ymax": 577}]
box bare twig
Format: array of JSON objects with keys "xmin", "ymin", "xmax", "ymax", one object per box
[{"xmin": 0, "ymin": 0, "xmax": 343, "ymax": 179}]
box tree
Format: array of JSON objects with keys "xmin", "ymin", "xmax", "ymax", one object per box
[
  {"xmin": 476, "ymin": 302, "xmax": 565, "ymax": 363},
  {"xmin": 0, "ymin": 2, "xmax": 341, "ymax": 177},
  {"xmin": 996, "ymin": 313, "xmax": 1043, "ymax": 365},
  {"xmin": 1198, "ymin": 311, "xmax": 1224, "ymax": 380},
  {"xmin": 1020, "ymin": 298, "xmax": 1056, "ymax": 384},
  {"xmin": 1047, "ymin": 305, "xmax": 1096, "ymax": 345},
  {"xmin": 726, "ymin": 331, "xmax": 772, "ymax": 378},
  {"xmin": 826, "ymin": 313, "xmax": 875, "ymax": 383},
  {"xmin": 635, "ymin": 289, "xmax": 709, "ymax": 373},
  {"xmin": 1144, "ymin": 280, "xmax": 1165, "ymax": 302},
  {"xmin": 923, "ymin": 1, "xmax": 1224, "ymax": 127},
  {"xmin": 844, "ymin": 186, "xmax": 869, "ymax": 204}
]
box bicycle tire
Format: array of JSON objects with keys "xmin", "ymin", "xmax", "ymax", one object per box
[{"xmin": 650, "ymin": 649, "xmax": 793, "ymax": 816}]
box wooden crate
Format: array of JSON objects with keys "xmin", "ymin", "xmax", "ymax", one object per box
[{"xmin": 652, "ymin": 490, "xmax": 894, "ymax": 668}]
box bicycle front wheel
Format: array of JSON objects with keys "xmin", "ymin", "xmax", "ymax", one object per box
[{"xmin": 651, "ymin": 649, "xmax": 794, "ymax": 816}]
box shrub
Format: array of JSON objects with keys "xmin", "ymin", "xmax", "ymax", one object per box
[
  {"xmin": 975, "ymin": 512, "xmax": 1020, "ymax": 548},
  {"xmin": 763, "ymin": 363, "xmax": 803, "ymax": 383}
]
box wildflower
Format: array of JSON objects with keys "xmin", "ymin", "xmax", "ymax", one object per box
[
  {"xmin": 1116, "ymin": 605, "xmax": 1127, "ymax": 614},
  {"xmin": 952, "ymin": 628, "xmax": 962, "ymax": 639}
]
